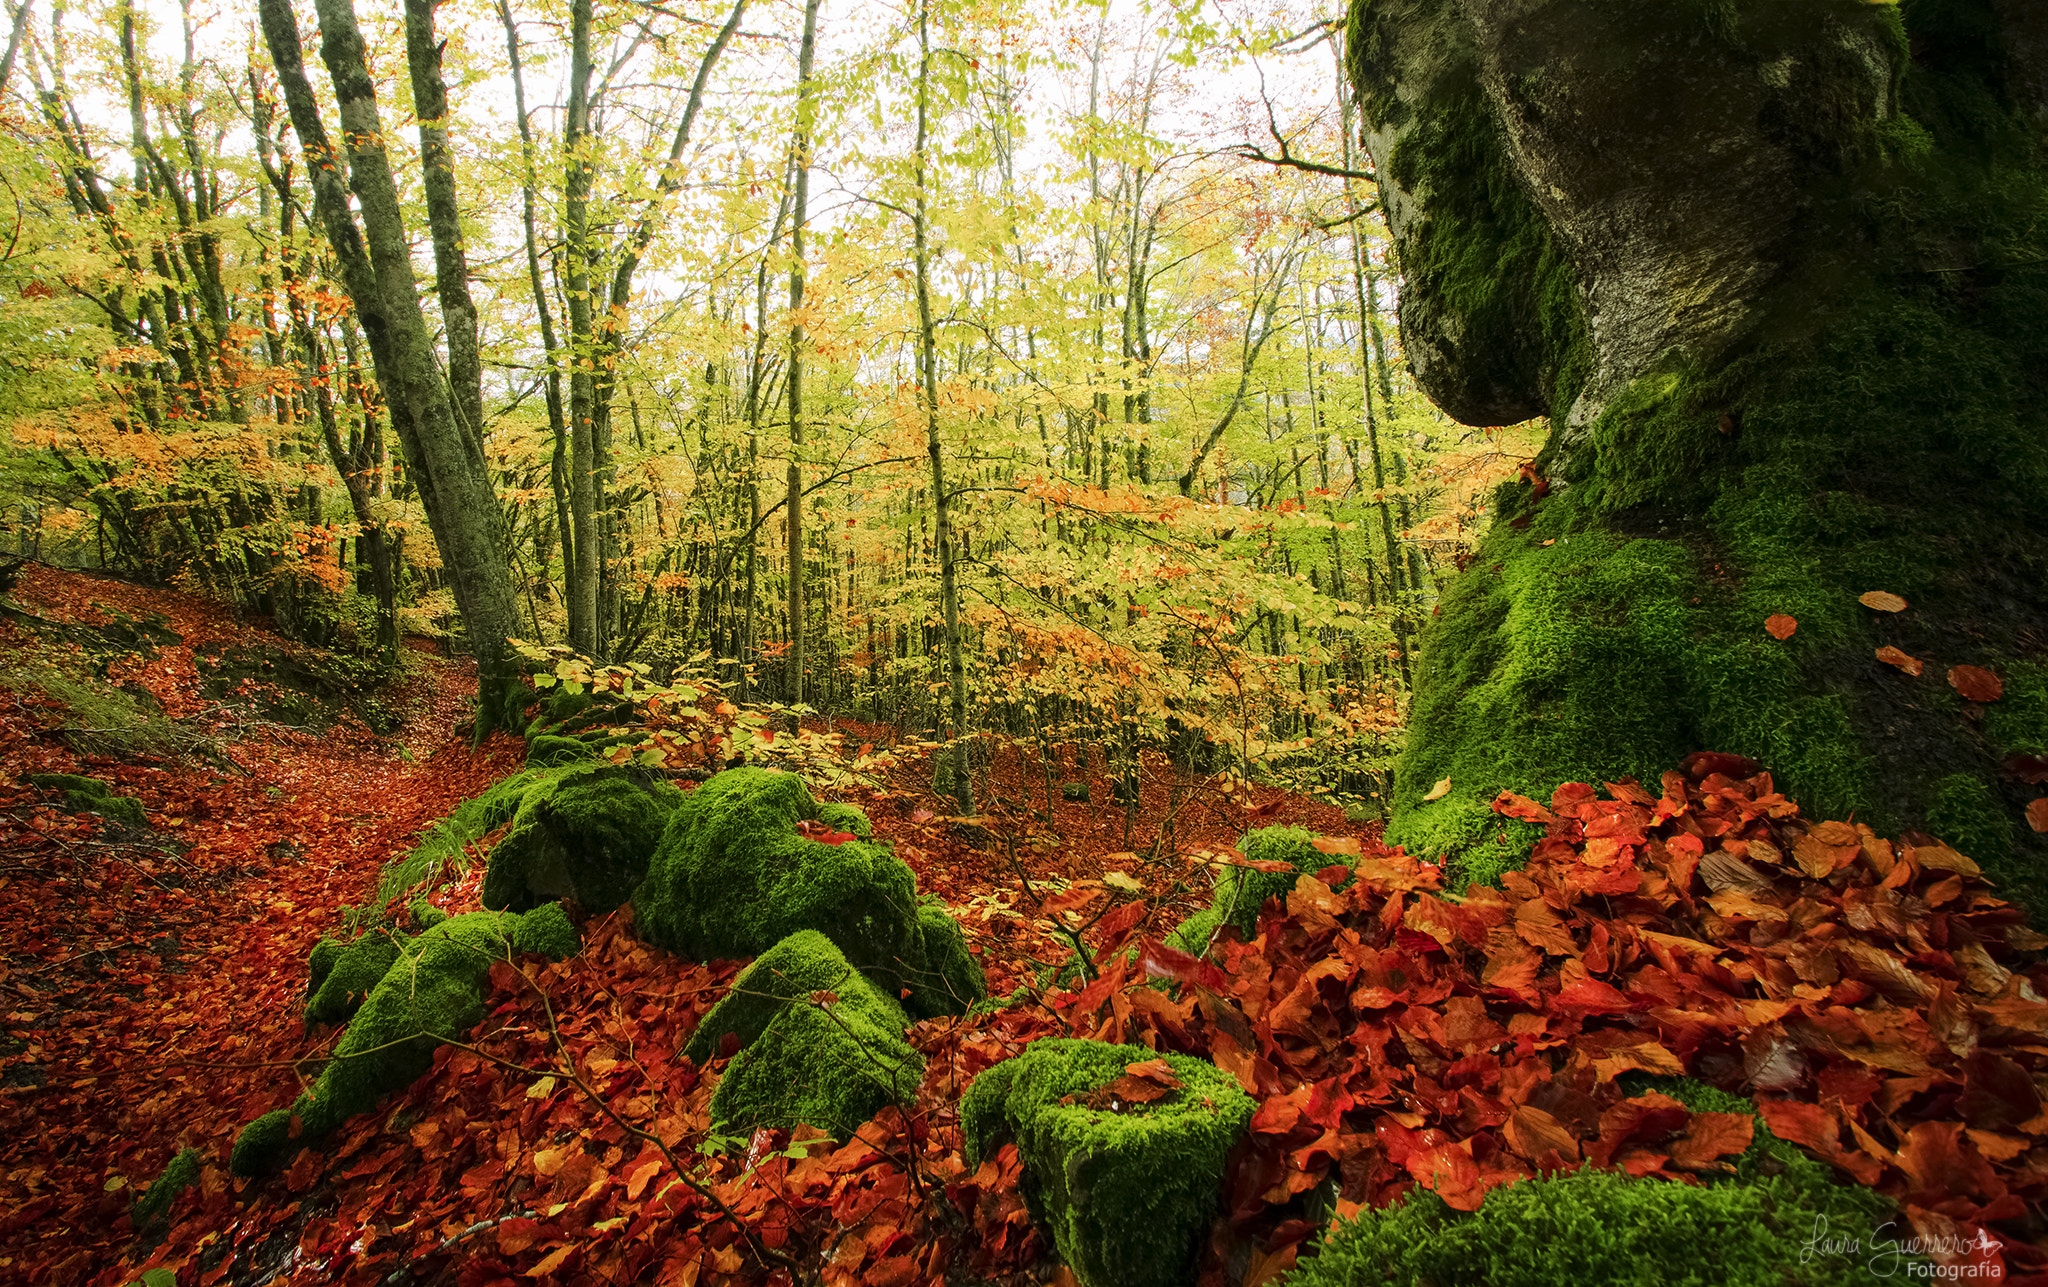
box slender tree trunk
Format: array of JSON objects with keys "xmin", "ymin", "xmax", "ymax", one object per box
[{"xmin": 786, "ymin": 0, "xmax": 820, "ymax": 715}]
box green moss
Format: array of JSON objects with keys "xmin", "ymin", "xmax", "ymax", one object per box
[
  {"xmin": 525, "ymin": 733, "xmax": 597, "ymax": 767},
  {"xmin": 1282, "ymin": 1165, "xmax": 1912, "ymax": 1287},
  {"xmin": 29, "ymin": 772, "xmax": 146, "ymax": 826},
  {"xmin": 816, "ymin": 801, "xmax": 873, "ymax": 839},
  {"xmin": 1926, "ymin": 772, "xmax": 2014, "ymax": 868},
  {"xmin": 632, "ymin": 768, "xmax": 921, "ymax": 992},
  {"xmin": 898, "ymin": 902, "xmax": 987, "ymax": 1019},
  {"xmin": 27, "ymin": 772, "xmax": 110, "ymax": 797},
  {"xmin": 374, "ymin": 763, "xmax": 598, "ymax": 906},
  {"xmin": 1985, "ymin": 662, "xmax": 2048, "ymax": 757},
  {"xmin": 231, "ymin": 906, "xmax": 579, "ymax": 1177},
  {"xmin": 691, "ymin": 930, "xmax": 923, "ymax": 1139},
  {"xmin": 132, "ymin": 1146, "xmax": 204, "ymax": 1230},
  {"xmin": 480, "ymin": 763, "xmax": 681, "ymax": 914},
  {"xmin": 1166, "ymin": 825, "xmax": 1334, "ymax": 955},
  {"xmin": 962, "ymin": 1039, "xmax": 1254, "ymax": 1287},
  {"xmin": 304, "ymin": 929, "xmax": 405, "ymax": 1025},
  {"xmin": 1060, "ymin": 781, "xmax": 1089, "ymax": 802}
]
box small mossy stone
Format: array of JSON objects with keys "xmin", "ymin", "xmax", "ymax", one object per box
[
  {"xmin": 132, "ymin": 1146, "xmax": 205, "ymax": 1230},
  {"xmin": 231, "ymin": 906, "xmax": 578, "ymax": 1177},
  {"xmin": 1060, "ymin": 781, "xmax": 1089, "ymax": 802},
  {"xmin": 82, "ymin": 792, "xmax": 146, "ymax": 826},
  {"xmin": 512, "ymin": 900, "xmax": 580, "ymax": 959},
  {"xmin": 707, "ymin": 988, "xmax": 924, "ymax": 1140},
  {"xmin": 1278, "ymin": 1164, "xmax": 1915, "ymax": 1287},
  {"xmin": 961, "ymin": 1038, "xmax": 1254, "ymax": 1287},
  {"xmin": 28, "ymin": 773, "xmax": 111, "ymax": 798},
  {"xmin": 304, "ymin": 929, "xmax": 405, "ymax": 1025},
  {"xmin": 816, "ymin": 801, "xmax": 873, "ymax": 839},
  {"xmin": 690, "ymin": 931, "xmax": 922, "ymax": 1139},
  {"xmin": 900, "ymin": 903, "xmax": 987, "ymax": 1020},
  {"xmin": 480, "ymin": 764, "xmax": 681, "ymax": 914},
  {"xmin": 525, "ymin": 734, "xmax": 597, "ymax": 767},
  {"xmin": 632, "ymin": 768, "xmax": 920, "ymax": 990},
  {"xmin": 1165, "ymin": 825, "xmax": 1335, "ymax": 956}
]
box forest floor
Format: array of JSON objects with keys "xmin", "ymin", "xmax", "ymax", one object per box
[{"xmin": 0, "ymin": 563, "xmax": 1376, "ymax": 1287}]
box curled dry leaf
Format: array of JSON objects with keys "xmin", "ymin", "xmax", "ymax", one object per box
[
  {"xmin": 1859, "ymin": 590, "xmax": 1909, "ymax": 612},
  {"xmin": 1764, "ymin": 614, "xmax": 1798, "ymax": 640},
  {"xmin": 1422, "ymin": 777, "xmax": 1452, "ymax": 802},
  {"xmin": 1876, "ymin": 646, "xmax": 1925, "ymax": 676},
  {"xmin": 1947, "ymin": 664, "xmax": 2003, "ymax": 703}
]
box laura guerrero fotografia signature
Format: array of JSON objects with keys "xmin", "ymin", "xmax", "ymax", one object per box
[{"xmin": 1801, "ymin": 1216, "xmax": 2004, "ymax": 1279}]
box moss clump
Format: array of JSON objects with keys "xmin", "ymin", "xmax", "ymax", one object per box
[
  {"xmin": 304, "ymin": 929, "xmax": 404, "ymax": 1025},
  {"xmin": 1281, "ymin": 1163, "xmax": 1913, "ymax": 1287},
  {"xmin": 816, "ymin": 801, "xmax": 872, "ymax": 839},
  {"xmin": 230, "ymin": 906, "xmax": 579, "ymax": 1176},
  {"xmin": 1166, "ymin": 826, "xmax": 1334, "ymax": 956},
  {"xmin": 962, "ymin": 1038, "xmax": 1254, "ymax": 1287},
  {"xmin": 690, "ymin": 931, "xmax": 923, "ymax": 1139},
  {"xmin": 898, "ymin": 902, "xmax": 987, "ymax": 1019},
  {"xmin": 480, "ymin": 763, "xmax": 681, "ymax": 914},
  {"xmin": 372, "ymin": 764, "xmax": 563, "ymax": 905},
  {"xmin": 28, "ymin": 772, "xmax": 147, "ymax": 826},
  {"xmin": 524, "ymin": 733, "xmax": 597, "ymax": 767},
  {"xmin": 633, "ymin": 768, "xmax": 920, "ymax": 991},
  {"xmin": 1060, "ymin": 781, "xmax": 1089, "ymax": 802},
  {"xmin": 1926, "ymin": 772, "xmax": 2014, "ymax": 870},
  {"xmin": 132, "ymin": 1146, "xmax": 204, "ymax": 1230},
  {"xmin": 1986, "ymin": 662, "xmax": 2048, "ymax": 757}
]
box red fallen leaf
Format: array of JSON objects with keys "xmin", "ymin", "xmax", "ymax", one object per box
[
  {"xmin": 1894, "ymin": 1121, "xmax": 1999, "ymax": 1200},
  {"xmin": 1042, "ymin": 885, "xmax": 1106, "ymax": 919},
  {"xmin": 1403, "ymin": 1140, "xmax": 1488, "ymax": 1212},
  {"xmin": 1091, "ymin": 898, "xmax": 1150, "ymax": 958},
  {"xmin": 2004, "ymin": 753, "xmax": 2048, "ymax": 784},
  {"xmin": 1505, "ymin": 1104, "xmax": 1579, "ymax": 1166},
  {"xmin": 1948, "ymin": 664, "xmax": 2003, "ymax": 702},
  {"xmin": 1876, "ymin": 645, "xmax": 1925, "ymax": 676},
  {"xmin": 1957, "ymin": 1050, "xmax": 2043, "ymax": 1132},
  {"xmin": 910, "ymin": 808, "xmax": 934, "ymax": 824},
  {"xmin": 1246, "ymin": 798, "xmax": 1284, "ymax": 819},
  {"xmin": 496, "ymin": 1217, "xmax": 542, "ymax": 1256},
  {"xmin": 1669, "ymin": 1112, "xmax": 1754, "ymax": 1171},
  {"xmin": 1755, "ymin": 1100, "xmax": 1883, "ymax": 1185},
  {"xmin": 1764, "ymin": 614, "xmax": 1797, "ymax": 640},
  {"xmin": 1492, "ymin": 790, "xmax": 1557, "ymax": 824},
  {"xmin": 1680, "ymin": 751, "xmax": 1763, "ymax": 781},
  {"xmin": 1136, "ymin": 937, "xmax": 1228, "ymax": 992}
]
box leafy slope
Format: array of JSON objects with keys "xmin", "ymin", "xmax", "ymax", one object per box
[{"xmin": 1, "ymin": 564, "xmax": 2043, "ymax": 1286}]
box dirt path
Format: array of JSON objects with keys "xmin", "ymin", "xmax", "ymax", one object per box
[{"xmin": 0, "ymin": 565, "xmax": 516, "ymax": 1285}]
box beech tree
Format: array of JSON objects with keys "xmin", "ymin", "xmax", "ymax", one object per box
[{"xmin": 1349, "ymin": 0, "xmax": 2048, "ymax": 913}]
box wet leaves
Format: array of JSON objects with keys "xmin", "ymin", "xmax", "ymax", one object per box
[
  {"xmin": 1860, "ymin": 590, "xmax": 1909, "ymax": 612},
  {"xmin": 1764, "ymin": 614, "xmax": 1797, "ymax": 640},
  {"xmin": 1947, "ymin": 665, "xmax": 2004, "ymax": 703},
  {"xmin": 1876, "ymin": 646, "xmax": 1925, "ymax": 676}
]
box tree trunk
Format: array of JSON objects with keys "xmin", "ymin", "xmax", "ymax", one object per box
[
  {"xmin": 1349, "ymin": 0, "xmax": 2048, "ymax": 915},
  {"xmin": 260, "ymin": 0, "xmax": 523, "ymax": 732},
  {"xmin": 786, "ymin": 0, "xmax": 820, "ymax": 717}
]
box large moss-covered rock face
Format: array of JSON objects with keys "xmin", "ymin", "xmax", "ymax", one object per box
[
  {"xmin": 479, "ymin": 763, "xmax": 682, "ymax": 914},
  {"xmin": 1352, "ymin": 0, "xmax": 2048, "ymax": 915}
]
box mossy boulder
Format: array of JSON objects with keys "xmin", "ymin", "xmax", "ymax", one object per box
[
  {"xmin": 1061, "ymin": 781, "xmax": 1089, "ymax": 802},
  {"xmin": 132, "ymin": 1146, "xmax": 205, "ymax": 1231},
  {"xmin": 28, "ymin": 772, "xmax": 146, "ymax": 826},
  {"xmin": 231, "ymin": 904, "xmax": 579, "ymax": 1177},
  {"xmin": 899, "ymin": 902, "xmax": 987, "ymax": 1019},
  {"xmin": 524, "ymin": 733, "xmax": 598, "ymax": 767},
  {"xmin": 1166, "ymin": 826, "xmax": 1339, "ymax": 958},
  {"xmin": 632, "ymin": 768, "xmax": 922, "ymax": 994},
  {"xmin": 480, "ymin": 763, "xmax": 682, "ymax": 914},
  {"xmin": 688, "ymin": 931, "xmax": 923, "ymax": 1139},
  {"xmin": 1280, "ymin": 1163, "xmax": 1911, "ymax": 1287},
  {"xmin": 304, "ymin": 929, "xmax": 405, "ymax": 1025},
  {"xmin": 962, "ymin": 1038, "xmax": 1254, "ymax": 1287}
]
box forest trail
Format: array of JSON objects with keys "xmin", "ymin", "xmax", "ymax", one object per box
[
  {"xmin": 0, "ymin": 564, "xmax": 1370, "ymax": 1287},
  {"xmin": 0, "ymin": 564, "xmax": 525, "ymax": 1283}
]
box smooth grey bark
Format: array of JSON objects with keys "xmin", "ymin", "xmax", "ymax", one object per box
[
  {"xmin": 786, "ymin": 0, "xmax": 818, "ymax": 715},
  {"xmin": 403, "ymin": 0, "xmax": 484, "ymax": 451},
  {"xmin": 260, "ymin": 0, "xmax": 522, "ymax": 730}
]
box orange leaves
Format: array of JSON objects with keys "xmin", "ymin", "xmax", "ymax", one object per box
[
  {"xmin": 1860, "ymin": 590, "xmax": 1909, "ymax": 612},
  {"xmin": 1764, "ymin": 614, "xmax": 1798, "ymax": 640},
  {"xmin": 2028, "ymin": 799, "xmax": 2048, "ymax": 833},
  {"xmin": 1948, "ymin": 664, "xmax": 2004, "ymax": 702},
  {"xmin": 1877, "ymin": 645, "xmax": 1925, "ymax": 675}
]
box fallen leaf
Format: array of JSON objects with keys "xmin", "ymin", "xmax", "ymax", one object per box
[
  {"xmin": 2028, "ymin": 799, "xmax": 2048, "ymax": 833},
  {"xmin": 1947, "ymin": 664, "xmax": 2002, "ymax": 702},
  {"xmin": 1765, "ymin": 614, "xmax": 1797, "ymax": 640},
  {"xmin": 1422, "ymin": 778, "xmax": 1452, "ymax": 802},
  {"xmin": 1859, "ymin": 590, "xmax": 1908, "ymax": 612},
  {"xmin": 1101, "ymin": 871, "xmax": 1143, "ymax": 892},
  {"xmin": 1875, "ymin": 646, "xmax": 1925, "ymax": 676}
]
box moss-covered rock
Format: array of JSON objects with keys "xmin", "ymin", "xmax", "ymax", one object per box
[
  {"xmin": 524, "ymin": 733, "xmax": 597, "ymax": 767},
  {"xmin": 1280, "ymin": 1163, "xmax": 1911, "ymax": 1287},
  {"xmin": 962, "ymin": 1038, "xmax": 1254, "ymax": 1287},
  {"xmin": 816, "ymin": 801, "xmax": 872, "ymax": 839},
  {"xmin": 1060, "ymin": 781, "xmax": 1089, "ymax": 802},
  {"xmin": 1166, "ymin": 826, "xmax": 1336, "ymax": 957},
  {"xmin": 28, "ymin": 772, "xmax": 146, "ymax": 826},
  {"xmin": 480, "ymin": 763, "xmax": 681, "ymax": 914},
  {"xmin": 304, "ymin": 929, "xmax": 405, "ymax": 1025},
  {"xmin": 633, "ymin": 768, "xmax": 920, "ymax": 990},
  {"xmin": 231, "ymin": 905, "xmax": 579, "ymax": 1177},
  {"xmin": 687, "ymin": 930, "xmax": 923, "ymax": 1139},
  {"xmin": 899, "ymin": 902, "xmax": 987, "ymax": 1019},
  {"xmin": 132, "ymin": 1146, "xmax": 204, "ymax": 1230}
]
